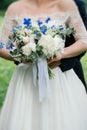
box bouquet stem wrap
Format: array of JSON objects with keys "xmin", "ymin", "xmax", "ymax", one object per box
[{"xmin": 33, "ymin": 58, "xmax": 51, "ymax": 102}]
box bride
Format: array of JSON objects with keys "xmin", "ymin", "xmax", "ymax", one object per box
[{"xmin": 0, "ymin": 0, "xmax": 87, "ymax": 130}]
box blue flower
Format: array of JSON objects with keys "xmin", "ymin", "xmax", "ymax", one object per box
[
  {"xmin": 51, "ymin": 25, "xmax": 56, "ymax": 30},
  {"xmin": 37, "ymin": 20, "xmax": 43, "ymax": 27},
  {"xmin": 40, "ymin": 25, "xmax": 47, "ymax": 34},
  {"xmin": 34, "ymin": 30, "xmax": 40, "ymax": 35},
  {"xmin": 59, "ymin": 25, "xmax": 64, "ymax": 30},
  {"xmin": 11, "ymin": 28, "xmax": 17, "ymax": 33},
  {"xmin": 0, "ymin": 41, "xmax": 4, "ymax": 49},
  {"xmin": 16, "ymin": 25, "xmax": 22, "ymax": 29},
  {"xmin": 23, "ymin": 18, "xmax": 31, "ymax": 26},
  {"xmin": 6, "ymin": 43, "xmax": 14, "ymax": 50},
  {"xmin": 45, "ymin": 17, "xmax": 51, "ymax": 23}
]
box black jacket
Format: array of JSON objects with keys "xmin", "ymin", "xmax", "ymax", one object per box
[{"xmin": 59, "ymin": 0, "xmax": 87, "ymax": 71}]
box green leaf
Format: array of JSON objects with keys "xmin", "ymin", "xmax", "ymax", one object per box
[
  {"xmin": 66, "ymin": 28, "xmax": 76, "ymax": 37},
  {"xmin": 36, "ymin": 45, "xmax": 43, "ymax": 55},
  {"xmin": 28, "ymin": 52, "xmax": 38, "ymax": 62}
]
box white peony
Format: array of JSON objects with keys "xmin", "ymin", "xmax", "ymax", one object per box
[
  {"xmin": 22, "ymin": 40, "xmax": 36, "ymax": 56},
  {"xmin": 38, "ymin": 34, "xmax": 64, "ymax": 57},
  {"xmin": 53, "ymin": 35, "xmax": 65, "ymax": 55}
]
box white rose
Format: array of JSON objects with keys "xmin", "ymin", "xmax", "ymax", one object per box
[
  {"xmin": 22, "ymin": 44, "xmax": 31, "ymax": 56},
  {"xmin": 24, "ymin": 28, "xmax": 32, "ymax": 34},
  {"xmin": 18, "ymin": 29, "xmax": 25, "ymax": 36},
  {"xmin": 22, "ymin": 42, "xmax": 36, "ymax": 56},
  {"xmin": 29, "ymin": 42, "xmax": 36, "ymax": 52},
  {"xmin": 20, "ymin": 36, "xmax": 30, "ymax": 44},
  {"xmin": 29, "ymin": 34, "xmax": 35, "ymax": 43}
]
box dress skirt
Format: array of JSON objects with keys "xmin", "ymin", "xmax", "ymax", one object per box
[{"xmin": 0, "ymin": 63, "xmax": 87, "ymax": 130}]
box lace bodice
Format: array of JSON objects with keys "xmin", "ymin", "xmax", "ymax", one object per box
[{"xmin": 0, "ymin": 11, "xmax": 87, "ymax": 45}]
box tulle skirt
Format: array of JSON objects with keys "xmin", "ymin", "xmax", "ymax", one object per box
[{"xmin": 0, "ymin": 63, "xmax": 87, "ymax": 130}]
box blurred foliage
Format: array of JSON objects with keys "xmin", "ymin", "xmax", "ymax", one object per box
[
  {"xmin": 0, "ymin": 0, "xmax": 16, "ymax": 10},
  {"xmin": 0, "ymin": 59, "xmax": 15, "ymax": 107},
  {"xmin": 84, "ymin": 0, "xmax": 87, "ymax": 5},
  {"xmin": 0, "ymin": 0, "xmax": 87, "ymax": 10}
]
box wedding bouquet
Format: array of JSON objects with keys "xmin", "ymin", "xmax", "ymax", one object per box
[
  {"xmin": 0, "ymin": 17, "xmax": 75, "ymax": 101},
  {"xmin": 5, "ymin": 17, "xmax": 75, "ymax": 77}
]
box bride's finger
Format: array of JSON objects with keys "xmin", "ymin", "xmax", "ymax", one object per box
[
  {"xmin": 23, "ymin": 59, "xmax": 32, "ymax": 63},
  {"xmin": 48, "ymin": 53, "xmax": 62, "ymax": 64},
  {"xmin": 49, "ymin": 61, "xmax": 61, "ymax": 69},
  {"xmin": 47, "ymin": 58, "xmax": 55, "ymax": 64}
]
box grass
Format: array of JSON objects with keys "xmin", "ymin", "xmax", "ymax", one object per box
[
  {"xmin": 0, "ymin": 17, "xmax": 4, "ymax": 32},
  {"xmin": 0, "ymin": 59, "xmax": 15, "ymax": 107},
  {"xmin": 0, "ymin": 12, "xmax": 16, "ymax": 107},
  {"xmin": 0, "ymin": 9, "xmax": 87, "ymax": 108},
  {"xmin": 81, "ymin": 53, "xmax": 87, "ymax": 84}
]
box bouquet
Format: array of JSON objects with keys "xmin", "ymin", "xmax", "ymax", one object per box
[
  {"xmin": 6, "ymin": 17, "xmax": 75, "ymax": 78},
  {"xmin": 0, "ymin": 17, "xmax": 75, "ymax": 101}
]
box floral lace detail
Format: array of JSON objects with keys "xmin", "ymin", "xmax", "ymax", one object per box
[
  {"xmin": 0, "ymin": 11, "xmax": 87, "ymax": 45},
  {"xmin": 67, "ymin": 11, "xmax": 87, "ymax": 45}
]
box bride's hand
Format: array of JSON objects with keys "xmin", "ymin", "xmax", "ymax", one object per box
[
  {"xmin": 22, "ymin": 59, "xmax": 32, "ymax": 64},
  {"xmin": 48, "ymin": 60, "xmax": 61, "ymax": 69},
  {"xmin": 47, "ymin": 53, "xmax": 62, "ymax": 69}
]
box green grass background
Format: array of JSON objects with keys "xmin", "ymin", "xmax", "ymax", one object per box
[
  {"xmin": 0, "ymin": 11, "xmax": 16, "ymax": 108},
  {"xmin": 0, "ymin": 3, "xmax": 87, "ymax": 108}
]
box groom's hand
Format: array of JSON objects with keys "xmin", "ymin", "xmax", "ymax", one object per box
[{"xmin": 48, "ymin": 60, "xmax": 61, "ymax": 69}]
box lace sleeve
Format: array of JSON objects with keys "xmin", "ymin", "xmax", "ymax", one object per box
[
  {"xmin": 0, "ymin": 12, "xmax": 18, "ymax": 44},
  {"xmin": 67, "ymin": 10, "xmax": 87, "ymax": 45}
]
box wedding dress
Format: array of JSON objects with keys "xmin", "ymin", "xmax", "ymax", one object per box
[{"xmin": 0, "ymin": 10, "xmax": 87, "ymax": 130}]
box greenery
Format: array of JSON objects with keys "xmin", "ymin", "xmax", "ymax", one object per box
[
  {"xmin": 0, "ymin": 59, "xmax": 15, "ymax": 107},
  {"xmin": 0, "ymin": 0, "xmax": 87, "ymax": 10},
  {"xmin": 0, "ymin": 1, "xmax": 87, "ymax": 108},
  {"xmin": 0, "ymin": 0, "xmax": 16, "ymax": 10}
]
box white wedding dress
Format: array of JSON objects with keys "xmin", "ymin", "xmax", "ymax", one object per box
[{"xmin": 0, "ymin": 10, "xmax": 87, "ymax": 130}]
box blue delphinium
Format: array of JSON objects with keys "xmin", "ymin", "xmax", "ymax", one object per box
[
  {"xmin": 11, "ymin": 25, "xmax": 22, "ymax": 33},
  {"xmin": 11, "ymin": 28, "xmax": 17, "ymax": 33},
  {"xmin": 51, "ymin": 25, "xmax": 56, "ymax": 30},
  {"xmin": 37, "ymin": 20, "xmax": 43, "ymax": 27},
  {"xmin": 6, "ymin": 43, "xmax": 14, "ymax": 50},
  {"xmin": 39, "ymin": 25, "xmax": 47, "ymax": 34},
  {"xmin": 23, "ymin": 18, "xmax": 31, "ymax": 27},
  {"xmin": 45, "ymin": 17, "xmax": 51, "ymax": 23},
  {"xmin": 16, "ymin": 25, "xmax": 22, "ymax": 29},
  {"xmin": 0, "ymin": 41, "xmax": 4, "ymax": 49},
  {"xmin": 59, "ymin": 25, "xmax": 64, "ymax": 30}
]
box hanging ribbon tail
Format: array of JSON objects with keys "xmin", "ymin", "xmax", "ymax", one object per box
[
  {"xmin": 37, "ymin": 58, "xmax": 51, "ymax": 102},
  {"xmin": 32, "ymin": 62, "xmax": 38, "ymax": 87}
]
